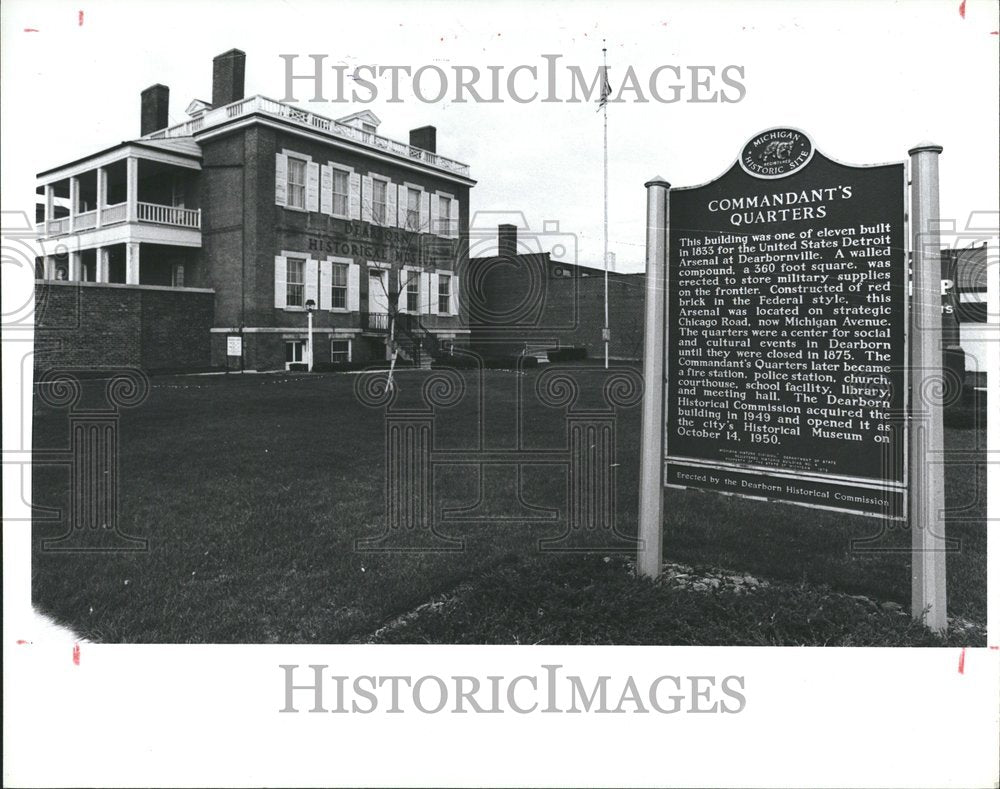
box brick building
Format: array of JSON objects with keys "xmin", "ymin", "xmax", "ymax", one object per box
[
  {"xmin": 469, "ymin": 224, "xmax": 646, "ymax": 361},
  {"xmin": 34, "ymin": 49, "xmax": 475, "ymax": 372},
  {"xmin": 468, "ymin": 225, "xmax": 990, "ymax": 371}
]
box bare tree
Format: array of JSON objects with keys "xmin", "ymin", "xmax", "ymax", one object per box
[{"xmin": 360, "ymin": 185, "xmax": 456, "ymax": 390}]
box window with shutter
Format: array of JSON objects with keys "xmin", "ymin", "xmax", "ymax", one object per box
[
  {"xmin": 286, "ymin": 257, "xmax": 305, "ymax": 307},
  {"xmin": 287, "ymin": 157, "xmax": 307, "ymax": 209},
  {"xmin": 372, "ymin": 179, "xmax": 388, "ymax": 225},
  {"xmin": 438, "ymin": 274, "xmax": 451, "ymax": 315},
  {"xmin": 406, "ymin": 270, "xmax": 420, "ymax": 313},
  {"xmin": 332, "ymin": 169, "xmax": 349, "ymax": 216},
  {"xmin": 331, "ymin": 262, "xmax": 348, "ymax": 309},
  {"xmin": 406, "ymin": 188, "xmax": 420, "ymax": 231},
  {"xmin": 438, "ymin": 196, "xmax": 452, "ymax": 237}
]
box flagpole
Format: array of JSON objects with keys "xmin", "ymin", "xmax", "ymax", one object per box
[{"xmin": 602, "ymin": 43, "xmax": 609, "ymax": 370}]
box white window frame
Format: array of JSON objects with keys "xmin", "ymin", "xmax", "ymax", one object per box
[
  {"xmin": 371, "ymin": 177, "xmax": 389, "ymax": 225},
  {"xmin": 286, "ymin": 156, "xmax": 308, "ymax": 210},
  {"xmin": 286, "ymin": 256, "xmax": 306, "ymax": 307},
  {"xmin": 330, "ymin": 338, "xmax": 352, "ymax": 364},
  {"xmin": 171, "ymin": 174, "xmax": 186, "ymax": 208},
  {"xmin": 330, "ymin": 165, "xmax": 350, "ymax": 218},
  {"xmin": 405, "ymin": 268, "xmax": 420, "ymax": 314},
  {"xmin": 437, "ymin": 272, "xmax": 451, "ymax": 315},
  {"xmin": 330, "ymin": 260, "xmax": 349, "ymax": 311},
  {"xmin": 285, "ymin": 339, "xmax": 307, "ymax": 369},
  {"xmin": 276, "ymin": 251, "xmax": 319, "ymax": 312},
  {"xmin": 405, "ymin": 187, "xmax": 420, "ymax": 232},
  {"xmin": 437, "ymin": 195, "xmax": 452, "ymax": 237}
]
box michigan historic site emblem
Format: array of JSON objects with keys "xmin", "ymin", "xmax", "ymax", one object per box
[{"xmin": 739, "ymin": 127, "xmax": 813, "ymax": 178}]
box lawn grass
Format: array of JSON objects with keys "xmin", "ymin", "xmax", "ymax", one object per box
[
  {"xmin": 31, "ymin": 367, "xmax": 988, "ymax": 644},
  {"xmin": 368, "ymin": 554, "xmax": 981, "ymax": 647}
]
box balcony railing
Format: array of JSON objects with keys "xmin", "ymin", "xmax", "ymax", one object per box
[
  {"xmin": 74, "ymin": 209, "xmax": 97, "ymax": 231},
  {"xmin": 101, "ymin": 202, "xmax": 127, "ymax": 225},
  {"xmin": 47, "ymin": 217, "xmax": 70, "ymax": 235},
  {"xmin": 39, "ymin": 201, "xmax": 199, "ymax": 236},
  {"xmin": 363, "ymin": 312, "xmax": 390, "ymax": 333},
  {"xmin": 144, "ymin": 95, "xmax": 471, "ymax": 178},
  {"xmin": 137, "ymin": 202, "xmax": 201, "ymax": 229}
]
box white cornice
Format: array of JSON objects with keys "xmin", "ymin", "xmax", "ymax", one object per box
[
  {"xmin": 194, "ymin": 114, "xmax": 476, "ymax": 187},
  {"xmin": 38, "ymin": 144, "xmax": 202, "ymax": 186}
]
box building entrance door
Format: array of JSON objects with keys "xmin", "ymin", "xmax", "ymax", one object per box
[{"xmin": 368, "ymin": 268, "xmax": 389, "ymax": 332}]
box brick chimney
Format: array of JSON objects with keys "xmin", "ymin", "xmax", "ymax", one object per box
[
  {"xmin": 498, "ymin": 224, "xmax": 518, "ymax": 258},
  {"xmin": 140, "ymin": 84, "xmax": 170, "ymax": 136},
  {"xmin": 212, "ymin": 49, "xmax": 246, "ymax": 108},
  {"xmin": 409, "ymin": 125, "xmax": 437, "ymax": 153}
]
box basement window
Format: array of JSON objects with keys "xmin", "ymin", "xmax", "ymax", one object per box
[{"xmin": 330, "ymin": 339, "xmax": 351, "ymax": 364}]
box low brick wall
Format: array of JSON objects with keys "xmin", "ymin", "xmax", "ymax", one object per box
[{"xmin": 34, "ymin": 281, "xmax": 215, "ymax": 375}]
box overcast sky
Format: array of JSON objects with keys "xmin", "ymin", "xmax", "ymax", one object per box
[{"xmin": 2, "ymin": 0, "xmax": 998, "ymax": 273}]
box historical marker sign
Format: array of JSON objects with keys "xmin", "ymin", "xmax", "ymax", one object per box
[{"xmin": 664, "ymin": 128, "xmax": 907, "ymax": 518}]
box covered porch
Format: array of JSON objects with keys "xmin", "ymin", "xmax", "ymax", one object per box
[
  {"xmin": 36, "ymin": 143, "xmax": 201, "ymax": 238},
  {"xmin": 37, "ymin": 242, "xmax": 199, "ymax": 287}
]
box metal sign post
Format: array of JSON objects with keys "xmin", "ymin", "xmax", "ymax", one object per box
[
  {"xmin": 637, "ymin": 177, "xmax": 669, "ymax": 578},
  {"xmin": 908, "ymin": 143, "xmax": 948, "ymax": 633}
]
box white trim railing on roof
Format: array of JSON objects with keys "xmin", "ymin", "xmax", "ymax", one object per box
[{"xmin": 143, "ymin": 95, "xmax": 471, "ymax": 178}]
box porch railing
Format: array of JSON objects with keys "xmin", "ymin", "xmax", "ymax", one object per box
[
  {"xmin": 74, "ymin": 209, "xmax": 97, "ymax": 231},
  {"xmin": 47, "ymin": 217, "xmax": 70, "ymax": 235},
  {"xmin": 137, "ymin": 202, "xmax": 201, "ymax": 229},
  {"xmin": 101, "ymin": 203, "xmax": 127, "ymax": 225},
  {"xmin": 39, "ymin": 202, "xmax": 198, "ymax": 236}
]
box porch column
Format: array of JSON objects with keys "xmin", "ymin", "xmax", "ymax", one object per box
[
  {"xmin": 126, "ymin": 157, "xmax": 139, "ymax": 223},
  {"xmin": 95, "ymin": 167, "xmax": 106, "ymax": 228},
  {"xmin": 125, "ymin": 242, "xmax": 140, "ymax": 284},
  {"xmin": 69, "ymin": 176, "xmax": 79, "ymax": 232},
  {"xmin": 44, "ymin": 255, "xmax": 56, "ymax": 280},
  {"xmin": 44, "ymin": 184, "xmax": 53, "ymax": 233},
  {"xmin": 95, "ymin": 247, "xmax": 108, "ymax": 283},
  {"xmin": 69, "ymin": 250, "xmax": 82, "ymax": 281}
]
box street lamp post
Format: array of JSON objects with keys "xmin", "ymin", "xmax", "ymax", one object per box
[{"xmin": 305, "ymin": 298, "xmax": 316, "ymax": 372}]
